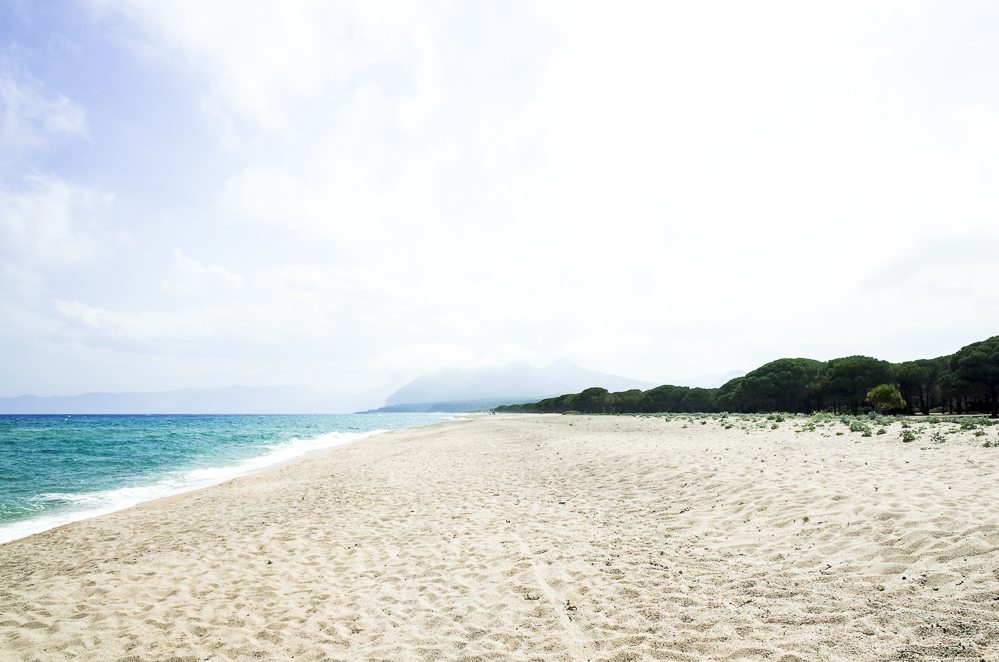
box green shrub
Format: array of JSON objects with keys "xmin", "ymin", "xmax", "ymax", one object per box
[
  {"xmin": 849, "ymin": 421, "xmax": 871, "ymax": 434},
  {"xmin": 866, "ymin": 384, "xmax": 906, "ymax": 413}
]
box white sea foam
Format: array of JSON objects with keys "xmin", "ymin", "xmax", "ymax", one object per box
[{"xmin": 0, "ymin": 428, "xmax": 384, "ymax": 544}]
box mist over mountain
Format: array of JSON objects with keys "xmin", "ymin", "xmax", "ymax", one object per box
[
  {"xmin": 0, "ymin": 361, "xmax": 662, "ymax": 414},
  {"xmin": 0, "ymin": 386, "xmax": 328, "ymax": 415},
  {"xmin": 384, "ymin": 360, "xmax": 656, "ymax": 408}
]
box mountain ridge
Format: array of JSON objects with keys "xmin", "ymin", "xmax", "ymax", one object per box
[
  {"xmin": 0, "ymin": 360, "xmax": 665, "ymax": 414},
  {"xmin": 385, "ymin": 360, "xmax": 656, "ymax": 407},
  {"xmin": 0, "ymin": 385, "xmax": 327, "ymax": 415}
]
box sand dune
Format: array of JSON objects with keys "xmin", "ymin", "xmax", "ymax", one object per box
[{"xmin": 2, "ymin": 414, "xmax": 998, "ymax": 661}]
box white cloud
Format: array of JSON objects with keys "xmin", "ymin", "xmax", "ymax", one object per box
[
  {"xmin": 0, "ymin": 175, "xmax": 112, "ymax": 266},
  {"xmin": 162, "ymin": 249, "xmax": 244, "ymax": 297},
  {"xmin": 52, "ymin": 298, "xmax": 217, "ymax": 343},
  {"xmin": 373, "ymin": 342, "xmax": 540, "ymax": 378},
  {"xmin": 0, "ymin": 68, "xmax": 88, "ymax": 159},
  {"xmin": 51, "ymin": 255, "xmax": 400, "ymax": 363},
  {"xmin": 103, "ymin": 0, "xmax": 448, "ymax": 137},
  {"xmin": 6, "ymin": 1, "xmax": 999, "ymax": 395}
]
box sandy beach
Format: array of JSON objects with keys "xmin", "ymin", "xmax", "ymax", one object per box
[{"xmin": 2, "ymin": 414, "xmax": 998, "ymax": 661}]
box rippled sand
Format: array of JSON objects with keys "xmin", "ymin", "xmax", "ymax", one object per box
[{"xmin": 2, "ymin": 414, "xmax": 998, "ymax": 661}]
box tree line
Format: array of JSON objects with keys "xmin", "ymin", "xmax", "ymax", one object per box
[{"xmin": 494, "ymin": 336, "xmax": 999, "ymax": 418}]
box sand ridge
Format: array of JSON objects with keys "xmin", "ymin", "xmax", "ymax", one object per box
[{"xmin": 1, "ymin": 414, "xmax": 998, "ymax": 661}]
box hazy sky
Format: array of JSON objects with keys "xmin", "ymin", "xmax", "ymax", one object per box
[{"xmin": 2, "ymin": 1, "xmax": 998, "ymax": 397}]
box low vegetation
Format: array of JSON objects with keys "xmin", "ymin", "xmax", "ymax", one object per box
[
  {"xmin": 495, "ymin": 336, "xmax": 999, "ymax": 417},
  {"xmin": 555, "ymin": 410, "xmax": 999, "ymax": 447}
]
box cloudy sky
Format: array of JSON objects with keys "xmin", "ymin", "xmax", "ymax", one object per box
[{"xmin": 1, "ymin": 1, "xmax": 998, "ymax": 398}]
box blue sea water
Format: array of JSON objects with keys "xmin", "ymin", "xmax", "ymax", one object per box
[{"xmin": 0, "ymin": 413, "xmax": 456, "ymax": 543}]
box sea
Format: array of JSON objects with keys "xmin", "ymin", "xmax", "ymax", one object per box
[{"xmin": 0, "ymin": 413, "xmax": 456, "ymax": 544}]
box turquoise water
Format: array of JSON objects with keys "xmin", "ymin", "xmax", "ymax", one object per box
[{"xmin": 0, "ymin": 413, "xmax": 455, "ymax": 543}]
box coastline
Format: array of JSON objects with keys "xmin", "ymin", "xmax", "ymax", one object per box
[
  {"xmin": 108, "ymin": 415, "xmax": 475, "ymax": 526},
  {"xmin": 2, "ymin": 414, "xmax": 998, "ymax": 660},
  {"xmin": 0, "ymin": 415, "xmax": 469, "ymax": 546}
]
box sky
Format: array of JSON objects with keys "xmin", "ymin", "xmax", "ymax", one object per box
[{"xmin": 1, "ymin": 0, "xmax": 998, "ymax": 398}]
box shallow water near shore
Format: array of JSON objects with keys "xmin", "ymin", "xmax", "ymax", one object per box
[{"xmin": 0, "ymin": 412, "xmax": 453, "ymax": 543}]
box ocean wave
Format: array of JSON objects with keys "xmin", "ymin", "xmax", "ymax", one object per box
[{"xmin": 0, "ymin": 428, "xmax": 383, "ymax": 544}]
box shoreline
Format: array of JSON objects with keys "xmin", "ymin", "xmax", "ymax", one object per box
[
  {"xmin": 2, "ymin": 413, "xmax": 998, "ymax": 660},
  {"xmin": 0, "ymin": 415, "xmax": 471, "ymax": 547}
]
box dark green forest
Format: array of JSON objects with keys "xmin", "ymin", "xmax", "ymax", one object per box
[{"xmin": 495, "ymin": 336, "xmax": 999, "ymax": 418}]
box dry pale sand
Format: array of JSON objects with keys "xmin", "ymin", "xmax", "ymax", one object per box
[{"xmin": 2, "ymin": 414, "xmax": 999, "ymax": 661}]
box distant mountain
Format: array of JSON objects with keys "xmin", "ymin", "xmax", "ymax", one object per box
[
  {"xmin": 361, "ymin": 398, "xmax": 530, "ymax": 414},
  {"xmin": 0, "ymin": 385, "xmax": 329, "ymax": 414},
  {"xmin": 309, "ymin": 383, "xmax": 400, "ymax": 414},
  {"xmin": 0, "ymin": 361, "xmax": 661, "ymax": 415},
  {"xmin": 383, "ymin": 360, "xmax": 656, "ymax": 410}
]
